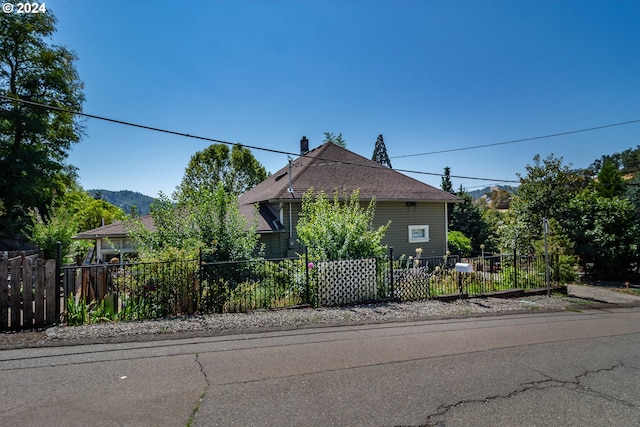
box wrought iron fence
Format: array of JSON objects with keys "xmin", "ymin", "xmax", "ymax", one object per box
[{"xmin": 61, "ymin": 252, "xmax": 559, "ymax": 322}]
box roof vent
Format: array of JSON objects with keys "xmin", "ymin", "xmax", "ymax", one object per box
[{"xmin": 300, "ymin": 136, "xmax": 309, "ymax": 155}]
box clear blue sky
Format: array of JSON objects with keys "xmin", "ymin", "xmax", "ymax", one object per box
[{"xmin": 47, "ymin": 0, "xmax": 640, "ymax": 197}]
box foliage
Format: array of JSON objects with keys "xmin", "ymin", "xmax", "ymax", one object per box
[
  {"xmin": 371, "ymin": 134, "xmax": 392, "ymax": 168},
  {"xmin": 594, "ymin": 157, "xmax": 624, "ymax": 198},
  {"xmin": 296, "ymin": 188, "xmax": 389, "ymax": 260},
  {"xmin": 130, "ymin": 184, "xmax": 260, "ymax": 263},
  {"xmin": 449, "ymin": 188, "xmax": 495, "ymax": 254},
  {"xmin": 565, "ymin": 189, "xmax": 639, "ymax": 279},
  {"xmin": 447, "ymin": 230, "xmax": 472, "ymax": 257},
  {"xmin": 441, "ymin": 166, "xmax": 454, "ymax": 194},
  {"xmin": 323, "ymin": 132, "xmax": 346, "ymax": 148},
  {"xmin": 23, "ymin": 180, "xmax": 124, "ymax": 261},
  {"xmin": 0, "ymin": 11, "xmax": 85, "ymax": 233},
  {"xmin": 176, "ymin": 143, "xmax": 268, "ymax": 200},
  {"xmin": 25, "ymin": 204, "xmax": 76, "ymax": 259},
  {"xmin": 503, "ymin": 154, "xmax": 587, "ymax": 252}
]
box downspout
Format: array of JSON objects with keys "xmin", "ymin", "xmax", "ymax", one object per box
[
  {"xmin": 288, "ymin": 160, "xmax": 293, "ymax": 242},
  {"xmin": 444, "ymin": 202, "xmax": 449, "ymax": 254}
]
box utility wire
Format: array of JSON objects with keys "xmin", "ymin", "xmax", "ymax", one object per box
[
  {"xmin": 1, "ymin": 94, "xmax": 519, "ymax": 183},
  {"xmin": 390, "ymin": 119, "xmax": 640, "ymax": 159}
]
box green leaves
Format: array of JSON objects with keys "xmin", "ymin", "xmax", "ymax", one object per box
[
  {"xmin": 130, "ymin": 184, "xmax": 260, "ymax": 263},
  {"xmin": 296, "ymin": 188, "xmax": 389, "ymax": 261}
]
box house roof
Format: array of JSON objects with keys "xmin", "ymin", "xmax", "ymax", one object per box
[
  {"xmin": 239, "ymin": 142, "xmax": 460, "ymax": 204},
  {"xmin": 73, "ymin": 214, "xmax": 155, "ymax": 240},
  {"xmin": 238, "ymin": 142, "xmax": 460, "ymax": 232}
]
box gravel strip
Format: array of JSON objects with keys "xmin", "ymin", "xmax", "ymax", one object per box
[{"xmin": 0, "ymin": 294, "xmax": 591, "ymax": 349}]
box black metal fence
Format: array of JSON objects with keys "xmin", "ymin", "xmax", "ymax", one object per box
[{"xmin": 61, "ymin": 252, "xmax": 559, "ymax": 322}]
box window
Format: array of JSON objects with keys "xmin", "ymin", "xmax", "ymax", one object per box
[{"xmin": 408, "ymin": 225, "xmax": 429, "ymax": 243}]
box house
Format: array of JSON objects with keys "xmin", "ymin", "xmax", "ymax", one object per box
[
  {"xmin": 72, "ymin": 215, "xmax": 155, "ymax": 263},
  {"xmin": 238, "ymin": 138, "xmax": 460, "ymax": 259}
]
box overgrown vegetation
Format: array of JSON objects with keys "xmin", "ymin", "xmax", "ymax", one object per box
[{"xmin": 296, "ymin": 188, "xmax": 389, "ymax": 261}]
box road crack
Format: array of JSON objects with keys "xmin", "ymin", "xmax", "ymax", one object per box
[
  {"xmin": 187, "ymin": 353, "xmax": 210, "ymax": 427},
  {"xmin": 419, "ymin": 362, "xmax": 636, "ymax": 426}
]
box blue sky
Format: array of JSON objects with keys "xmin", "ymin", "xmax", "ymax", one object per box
[{"xmin": 46, "ymin": 0, "xmax": 640, "ymax": 197}]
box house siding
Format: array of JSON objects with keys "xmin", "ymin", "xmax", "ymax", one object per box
[
  {"xmin": 259, "ymin": 200, "xmax": 447, "ymax": 259},
  {"xmin": 373, "ymin": 201, "xmax": 447, "ymax": 258}
]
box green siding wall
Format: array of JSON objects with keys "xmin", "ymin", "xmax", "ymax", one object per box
[{"xmin": 259, "ymin": 201, "xmax": 448, "ymax": 259}]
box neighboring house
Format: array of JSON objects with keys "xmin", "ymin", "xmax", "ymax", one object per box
[
  {"xmin": 238, "ymin": 139, "xmax": 460, "ymax": 259},
  {"xmin": 72, "ymin": 215, "xmax": 155, "ymax": 263}
]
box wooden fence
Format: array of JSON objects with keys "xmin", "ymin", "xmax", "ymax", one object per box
[{"xmin": 0, "ymin": 253, "xmax": 59, "ymax": 331}]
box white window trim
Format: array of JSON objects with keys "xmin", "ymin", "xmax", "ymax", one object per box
[{"xmin": 408, "ymin": 225, "xmax": 430, "ymax": 243}]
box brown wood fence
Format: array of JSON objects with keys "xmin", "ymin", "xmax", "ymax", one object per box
[{"xmin": 0, "ymin": 253, "xmax": 59, "ymax": 331}]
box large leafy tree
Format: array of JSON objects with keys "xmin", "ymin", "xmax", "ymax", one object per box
[
  {"xmin": 565, "ymin": 189, "xmax": 638, "ymax": 279},
  {"xmin": 25, "ymin": 181, "xmax": 125, "ymax": 260},
  {"xmin": 130, "ymin": 185, "xmax": 260, "ymax": 263},
  {"xmin": 176, "ymin": 143, "xmax": 267, "ymax": 201},
  {"xmin": 0, "ymin": 11, "xmax": 84, "ymax": 233},
  {"xmin": 505, "ymin": 154, "xmax": 587, "ymax": 250},
  {"xmin": 371, "ymin": 134, "xmax": 392, "ymax": 168},
  {"xmin": 296, "ymin": 189, "xmax": 389, "ymax": 260}
]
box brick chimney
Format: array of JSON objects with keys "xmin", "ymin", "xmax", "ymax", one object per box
[{"xmin": 300, "ymin": 136, "xmax": 309, "ymax": 155}]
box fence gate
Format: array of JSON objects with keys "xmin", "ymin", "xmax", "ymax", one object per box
[{"xmin": 0, "ymin": 254, "xmax": 59, "ymax": 331}]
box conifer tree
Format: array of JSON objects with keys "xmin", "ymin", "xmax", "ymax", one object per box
[{"xmin": 371, "ymin": 134, "xmax": 392, "ymax": 168}]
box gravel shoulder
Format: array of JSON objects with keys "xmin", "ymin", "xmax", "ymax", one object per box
[{"xmin": 0, "ymin": 294, "xmax": 599, "ymax": 350}]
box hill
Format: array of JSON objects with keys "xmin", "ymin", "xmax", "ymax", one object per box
[{"xmin": 88, "ymin": 189, "xmax": 155, "ymax": 216}]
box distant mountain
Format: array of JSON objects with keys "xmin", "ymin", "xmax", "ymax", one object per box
[
  {"xmin": 88, "ymin": 189, "xmax": 156, "ymax": 216},
  {"xmin": 468, "ymin": 185, "xmax": 517, "ymax": 200}
]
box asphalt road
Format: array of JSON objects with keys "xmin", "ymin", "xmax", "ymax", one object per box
[{"xmin": 1, "ymin": 306, "xmax": 640, "ymax": 426}]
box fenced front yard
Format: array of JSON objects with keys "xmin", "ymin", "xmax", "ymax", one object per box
[{"xmin": 61, "ymin": 252, "xmax": 561, "ymax": 324}]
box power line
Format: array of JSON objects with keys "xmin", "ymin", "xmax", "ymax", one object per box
[
  {"xmin": 390, "ymin": 119, "xmax": 640, "ymax": 159},
  {"xmin": 0, "ymin": 94, "xmax": 519, "ymax": 183}
]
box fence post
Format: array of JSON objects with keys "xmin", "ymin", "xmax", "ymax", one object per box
[
  {"xmin": 389, "ymin": 246, "xmax": 394, "ymax": 298},
  {"xmin": 513, "ymin": 247, "xmax": 517, "ymax": 289},
  {"xmin": 304, "ymin": 246, "xmax": 310, "ymax": 305},
  {"xmin": 56, "ymin": 241, "xmax": 62, "ymax": 319}
]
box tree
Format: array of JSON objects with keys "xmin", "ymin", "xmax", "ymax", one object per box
[
  {"xmin": 176, "ymin": 143, "xmax": 268, "ymax": 201},
  {"xmin": 565, "ymin": 189, "xmax": 638, "ymax": 279},
  {"xmin": 371, "ymin": 134, "xmax": 392, "ymax": 168},
  {"xmin": 323, "ymin": 132, "xmax": 346, "ymax": 148},
  {"xmin": 0, "ymin": 11, "xmax": 85, "ymax": 233},
  {"xmin": 505, "ymin": 154, "xmax": 586, "ymax": 250},
  {"xmin": 24, "ymin": 181, "xmax": 125, "ymax": 261},
  {"xmin": 595, "ymin": 157, "xmax": 624, "ymax": 198},
  {"xmin": 296, "ymin": 188, "xmax": 389, "ymax": 260},
  {"xmin": 449, "ymin": 187, "xmax": 494, "ymax": 254},
  {"xmin": 130, "ymin": 185, "xmax": 260, "ymax": 263},
  {"xmin": 441, "ymin": 166, "xmax": 454, "ymax": 194}
]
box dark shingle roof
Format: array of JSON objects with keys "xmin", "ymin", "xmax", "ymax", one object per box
[
  {"xmin": 238, "ymin": 142, "xmax": 459, "ymax": 232},
  {"xmin": 239, "ymin": 142, "xmax": 460, "ymax": 204}
]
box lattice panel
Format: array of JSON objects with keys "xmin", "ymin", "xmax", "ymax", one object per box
[
  {"xmin": 393, "ymin": 267, "xmax": 432, "ymax": 301},
  {"xmin": 317, "ymin": 258, "xmax": 377, "ymax": 306}
]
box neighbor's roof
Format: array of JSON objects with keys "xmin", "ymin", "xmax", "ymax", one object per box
[
  {"xmin": 73, "ymin": 214, "xmax": 155, "ymax": 239},
  {"xmin": 239, "ymin": 142, "xmax": 460, "ymax": 205}
]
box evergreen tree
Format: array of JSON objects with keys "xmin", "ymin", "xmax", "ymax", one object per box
[
  {"xmin": 441, "ymin": 166, "xmax": 454, "ymax": 194},
  {"xmin": 371, "ymin": 134, "xmax": 392, "ymax": 168},
  {"xmin": 595, "ymin": 157, "xmax": 624, "ymax": 198}
]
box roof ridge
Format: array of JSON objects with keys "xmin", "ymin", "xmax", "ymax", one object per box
[{"xmin": 288, "ymin": 142, "xmax": 332, "ymax": 196}]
